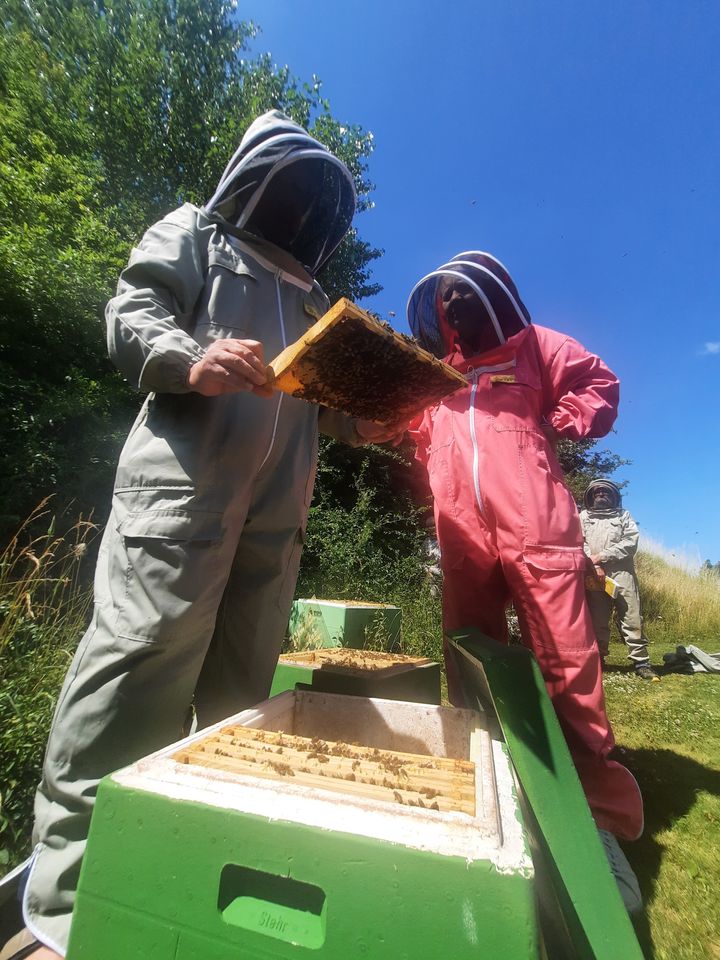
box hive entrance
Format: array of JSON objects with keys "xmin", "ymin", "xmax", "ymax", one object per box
[{"xmin": 173, "ymin": 726, "xmax": 475, "ymax": 816}]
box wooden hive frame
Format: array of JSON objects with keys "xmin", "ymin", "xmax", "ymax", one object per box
[
  {"xmin": 278, "ymin": 649, "xmax": 433, "ymax": 676},
  {"xmin": 266, "ymin": 298, "xmax": 466, "ymax": 424},
  {"xmin": 173, "ymin": 725, "xmax": 476, "ymax": 816}
]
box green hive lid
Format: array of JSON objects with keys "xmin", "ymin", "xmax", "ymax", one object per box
[{"xmin": 447, "ymin": 629, "xmax": 645, "ymax": 960}]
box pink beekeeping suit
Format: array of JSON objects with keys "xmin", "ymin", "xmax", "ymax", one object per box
[{"xmin": 407, "ymin": 251, "xmax": 643, "ymax": 840}]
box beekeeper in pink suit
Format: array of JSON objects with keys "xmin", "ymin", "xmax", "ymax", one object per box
[{"xmin": 406, "ymin": 252, "xmax": 644, "ymax": 856}]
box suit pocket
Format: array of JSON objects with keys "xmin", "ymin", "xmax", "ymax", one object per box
[
  {"xmin": 196, "ymin": 254, "xmax": 261, "ymax": 337},
  {"xmin": 522, "ymin": 543, "xmax": 587, "ymax": 573},
  {"xmin": 114, "ymin": 508, "xmax": 226, "ymax": 643}
]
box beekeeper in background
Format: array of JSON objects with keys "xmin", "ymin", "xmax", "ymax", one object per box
[
  {"xmin": 407, "ymin": 251, "xmax": 644, "ymax": 910},
  {"xmin": 20, "ymin": 110, "xmax": 398, "ymax": 960},
  {"xmin": 581, "ymin": 479, "xmax": 659, "ymax": 680}
]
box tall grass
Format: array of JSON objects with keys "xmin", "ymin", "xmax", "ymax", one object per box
[
  {"xmin": 0, "ymin": 503, "xmax": 96, "ymax": 867},
  {"xmin": 636, "ymin": 550, "xmax": 720, "ymax": 648}
]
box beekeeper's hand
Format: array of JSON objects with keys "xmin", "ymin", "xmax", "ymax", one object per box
[
  {"xmin": 187, "ymin": 339, "xmax": 274, "ymax": 397},
  {"xmin": 356, "ymin": 419, "xmax": 408, "ymax": 447}
]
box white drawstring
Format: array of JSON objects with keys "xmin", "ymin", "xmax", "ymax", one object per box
[{"xmin": 258, "ymin": 275, "xmax": 287, "ymax": 471}]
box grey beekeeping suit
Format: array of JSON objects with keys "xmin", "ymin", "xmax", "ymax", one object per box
[
  {"xmin": 580, "ymin": 480, "xmax": 650, "ymax": 665},
  {"xmin": 24, "ymin": 111, "xmax": 359, "ymax": 955}
]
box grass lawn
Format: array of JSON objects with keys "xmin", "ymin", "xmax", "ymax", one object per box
[{"xmin": 603, "ymin": 641, "xmax": 720, "ymax": 960}]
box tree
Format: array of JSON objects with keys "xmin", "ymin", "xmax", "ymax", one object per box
[
  {"xmin": 0, "ymin": 19, "xmax": 133, "ymax": 528},
  {"xmin": 555, "ymin": 436, "xmax": 629, "ymax": 504},
  {"xmin": 0, "ymin": 0, "xmax": 381, "ymax": 534}
]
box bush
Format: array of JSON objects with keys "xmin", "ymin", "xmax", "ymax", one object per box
[{"xmin": 296, "ymin": 437, "xmax": 443, "ymax": 660}]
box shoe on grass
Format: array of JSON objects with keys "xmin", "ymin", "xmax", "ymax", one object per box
[
  {"xmin": 598, "ymin": 828, "xmax": 643, "ymax": 914},
  {"xmin": 634, "ymin": 663, "xmax": 660, "ymax": 681}
]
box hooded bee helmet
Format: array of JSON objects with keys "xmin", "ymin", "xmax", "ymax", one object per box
[
  {"xmin": 407, "ymin": 251, "xmax": 531, "ymax": 358},
  {"xmin": 583, "ymin": 479, "xmax": 622, "ymax": 510},
  {"xmin": 206, "ymin": 110, "xmax": 356, "ymax": 276}
]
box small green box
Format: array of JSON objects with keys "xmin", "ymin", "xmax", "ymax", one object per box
[
  {"xmin": 287, "ymin": 599, "xmax": 401, "ymax": 649},
  {"xmin": 269, "ymin": 649, "xmax": 441, "ymax": 704}
]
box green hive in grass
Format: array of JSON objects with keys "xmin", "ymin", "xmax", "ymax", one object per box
[{"xmin": 287, "ymin": 598, "xmax": 402, "ymax": 650}]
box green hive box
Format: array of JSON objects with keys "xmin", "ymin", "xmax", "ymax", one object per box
[
  {"xmin": 287, "ymin": 599, "xmax": 401, "ymax": 649},
  {"xmin": 269, "ymin": 649, "xmax": 441, "ymax": 704},
  {"xmin": 68, "ymin": 691, "xmax": 539, "ymax": 960}
]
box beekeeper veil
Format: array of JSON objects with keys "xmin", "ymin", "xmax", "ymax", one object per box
[
  {"xmin": 583, "ymin": 479, "xmax": 623, "ymax": 513},
  {"xmin": 206, "ymin": 110, "xmax": 356, "ymax": 276},
  {"xmin": 407, "ymin": 252, "xmax": 531, "ymax": 358}
]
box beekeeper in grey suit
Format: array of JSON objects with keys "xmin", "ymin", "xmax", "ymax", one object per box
[
  {"xmin": 22, "ymin": 110, "xmax": 398, "ymax": 958},
  {"xmin": 580, "ymin": 479, "xmax": 659, "ymax": 681}
]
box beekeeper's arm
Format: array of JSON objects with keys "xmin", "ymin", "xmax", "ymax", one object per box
[
  {"xmin": 106, "ymin": 210, "xmax": 268, "ymax": 396},
  {"xmin": 541, "ymin": 335, "xmax": 620, "ymax": 442},
  {"xmin": 319, "ymin": 408, "xmax": 407, "ymax": 447}
]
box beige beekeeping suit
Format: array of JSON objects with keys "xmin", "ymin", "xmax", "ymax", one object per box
[
  {"xmin": 24, "ymin": 111, "xmax": 360, "ymax": 955},
  {"xmin": 580, "ymin": 481, "xmax": 650, "ymax": 665}
]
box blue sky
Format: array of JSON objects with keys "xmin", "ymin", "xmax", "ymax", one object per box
[{"xmin": 242, "ymin": 1, "xmax": 720, "ymax": 564}]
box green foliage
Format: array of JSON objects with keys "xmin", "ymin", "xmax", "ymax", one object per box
[
  {"xmin": 296, "ymin": 436, "xmax": 442, "ymax": 659},
  {"xmin": 299, "ymin": 437, "xmax": 426, "ymax": 600},
  {"xmin": 556, "ymin": 436, "xmax": 630, "ymax": 503},
  {"xmin": 0, "ymin": 0, "xmax": 381, "ymax": 535}
]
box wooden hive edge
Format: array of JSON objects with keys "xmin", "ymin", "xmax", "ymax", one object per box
[{"xmin": 265, "ymin": 297, "xmax": 467, "ymax": 398}]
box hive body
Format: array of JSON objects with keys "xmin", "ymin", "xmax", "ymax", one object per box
[
  {"xmin": 287, "ymin": 598, "xmax": 402, "ymax": 650},
  {"xmin": 68, "ymin": 692, "xmax": 539, "ymax": 959}
]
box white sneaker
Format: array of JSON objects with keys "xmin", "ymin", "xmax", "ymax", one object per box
[{"xmin": 598, "ymin": 828, "xmax": 643, "ymax": 914}]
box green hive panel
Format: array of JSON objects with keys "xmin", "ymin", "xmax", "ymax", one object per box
[
  {"xmin": 288, "ymin": 599, "xmax": 401, "ymax": 649},
  {"xmin": 269, "ymin": 649, "xmax": 441, "ymax": 704},
  {"xmin": 68, "ymin": 691, "xmax": 539, "ymax": 960},
  {"xmin": 446, "ymin": 629, "xmax": 645, "ymax": 960}
]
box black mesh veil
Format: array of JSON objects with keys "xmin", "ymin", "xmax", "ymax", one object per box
[
  {"xmin": 205, "ymin": 111, "xmax": 356, "ymax": 276},
  {"xmin": 407, "ymin": 252, "xmax": 531, "ymax": 358}
]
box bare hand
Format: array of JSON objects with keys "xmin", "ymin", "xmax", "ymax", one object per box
[
  {"xmin": 356, "ymin": 419, "xmax": 408, "ymax": 447},
  {"xmin": 593, "ymin": 563, "xmax": 606, "ymax": 582},
  {"xmin": 187, "ymin": 339, "xmax": 274, "ymax": 397}
]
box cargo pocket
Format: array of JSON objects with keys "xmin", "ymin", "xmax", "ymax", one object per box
[
  {"xmin": 488, "ymin": 362, "xmax": 543, "ymax": 433},
  {"xmin": 196, "ymin": 251, "xmax": 260, "ymax": 337},
  {"xmin": 115, "ymin": 509, "xmax": 226, "ymax": 644},
  {"xmin": 426, "ymin": 437, "xmax": 459, "ymax": 520},
  {"xmin": 522, "ymin": 543, "xmax": 587, "ymax": 574}
]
